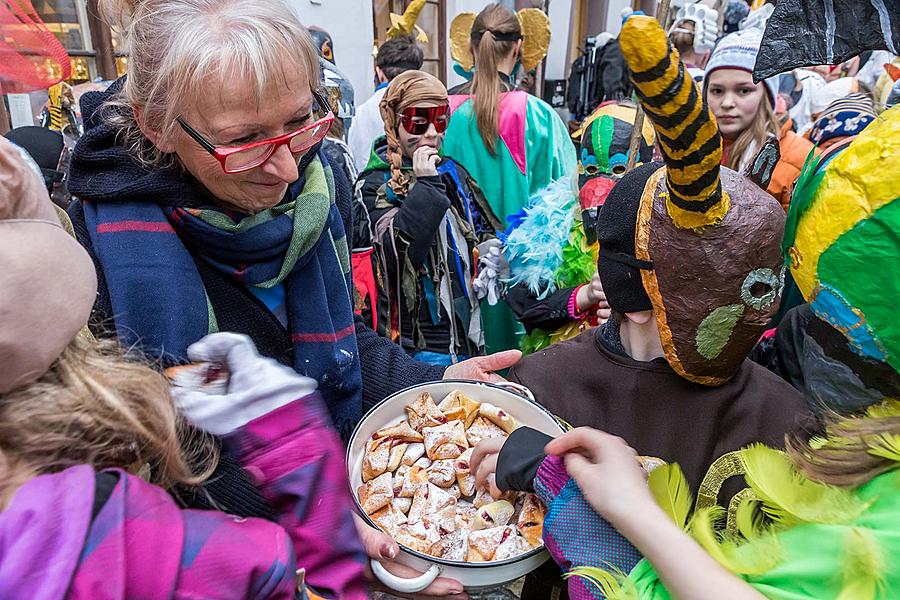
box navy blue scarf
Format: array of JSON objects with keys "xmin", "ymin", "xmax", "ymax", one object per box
[{"xmin": 83, "ymin": 150, "xmax": 362, "ymax": 436}]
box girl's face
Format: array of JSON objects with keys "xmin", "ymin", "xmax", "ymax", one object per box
[
  {"xmin": 706, "ymin": 69, "xmax": 766, "ymax": 140},
  {"xmin": 397, "ymin": 101, "xmax": 446, "ymax": 159}
]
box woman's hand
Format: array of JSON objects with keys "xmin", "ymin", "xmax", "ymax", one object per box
[
  {"xmin": 353, "ymin": 515, "xmax": 468, "ymax": 599},
  {"xmin": 412, "ymin": 146, "xmax": 441, "ymax": 178},
  {"xmin": 544, "ymin": 427, "xmax": 655, "ymax": 527},
  {"xmin": 470, "ymin": 437, "xmax": 506, "ymax": 499},
  {"xmin": 575, "ymin": 271, "xmax": 610, "ymax": 315},
  {"xmin": 171, "ymin": 333, "xmax": 318, "ymax": 435},
  {"xmin": 443, "ymin": 350, "xmax": 522, "ymax": 383}
]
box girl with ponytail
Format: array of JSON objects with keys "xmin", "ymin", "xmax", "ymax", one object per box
[
  {"xmin": 443, "ymin": 3, "xmax": 576, "ymax": 223},
  {"xmin": 443, "ymin": 3, "xmax": 577, "ymax": 353}
]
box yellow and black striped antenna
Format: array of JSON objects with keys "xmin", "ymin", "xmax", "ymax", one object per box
[{"xmin": 620, "ymin": 16, "xmax": 729, "ymax": 230}]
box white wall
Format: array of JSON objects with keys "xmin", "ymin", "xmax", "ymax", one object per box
[
  {"xmin": 287, "ymin": 0, "xmax": 376, "ymax": 105},
  {"xmin": 544, "ymin": 0, "xmax": 574, "ymax": 80},
  {"xmin": 443, "ymin": 0, "xmax": 492, "ymax": 90},
  {"xmin": 604, "ymin": 0, "xmax": 632, "ymax": 37}
]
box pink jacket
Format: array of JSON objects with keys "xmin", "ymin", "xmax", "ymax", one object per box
[{"xmin": 0, "ymin": 394, "xmax": 367, "ymax": 599}]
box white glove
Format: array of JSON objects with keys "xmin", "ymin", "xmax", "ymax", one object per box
[
  {"xmin": 171, "ymin": 332, "xmax": 318, "ymax": 435},
  {"xmin": 473, "ymin": 240, "xmax": 509, "ymax": 306}
]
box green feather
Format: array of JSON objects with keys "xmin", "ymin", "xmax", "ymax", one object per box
[
  {"xmin": 565, "ymin": 565, "xmax": 639, "ymax": 600},
  {"xmin": 782, "ymin": 148, "xmax": 826, "ymax": 261},
  {"xmin": 519, "ymin": 328, "xmax": 553, "ymax": 355},
  {"xmin": 556, "ymin": 224, "xmax": 598, "ymax": 289},
  {"xmin": 836, "ymin": 528, "xmax": 885, "ymax": 600},
  {"xmin": 867, "ymin": 433, "xmax": 900, "ymax": 463},
  {"xmin": 647, "ymin": 463, "xmax": 692, "ymax": 529},
  {"xmin": 741, "ymin": 444, "xmax": 867, "ymax": 527}
]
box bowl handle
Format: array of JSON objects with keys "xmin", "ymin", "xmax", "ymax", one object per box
[
  {"xmin": 494, "ymin": 381, "xmax": 573, "ymax": 431},
  {"xmin": 493, "ymin": 380, "xmax": 536, "ymax": 402},
  {"xmin": 370, "ymin": 559, "xmax": 442, "ymax": 593}
]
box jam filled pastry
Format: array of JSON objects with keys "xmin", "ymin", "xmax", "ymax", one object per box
[
  {"xmin": 423, "ymin": 420, "xmax": 469, "ymax": 460},
  {"xmin": 362, "ymin": 438, "xmax": 391, "ymax": 482},
  {"xmin": 371, "ymin": 502, "xmax": 408, "ymax": 536},
  {"xmin": 406, "ymin": 392, "xmax": 448, "ymax": 432},
  {"xmin": 477, "ymin": 402, "xmax": 517, "ymax": 434},
  {"xmin": 400, "ymin": 442, "xmax": 426, "ymax": 467},
  {"xmin": 408, "ymin": 482, "xmax": 456, "ymax": 524},
  {"xmin": 395, "ymin": 521, "xmax": 440, "ymax": 554},
  {"xmin": 516, "ymin": 493, "xmax": 546, "ymax": 547},
  {"xmin": 438, "ymin": 390, "xmax": 481, "ymax": 428},
  {"xmin": 455, "ymin": 448, "xmax": 476, "ymax": 496},
  {"xmin": 494, "ymin": 532, "xmax": 532, "ymax": 560},
  {"xmin": 426, "ymin": 458, "xmax": 457, "ymax": 487},
  {"xmin": 165, "ymin": 362, "xmax": 230, "ymax": 395},
  {"xmin": 372, "ymin": 420, "xmax": 424, "ymax": 444},
  {"xmin": 473, "ymin": 500, "xmax": 515, "ymax": 530},
  {"xmin": 429, "ymin": 529, "xmax": 469, "ymax": 562},
  {"xmin": 358, "ymin": 471, "xmax": 393, "ymax": 515},
  {"xmin": 395, "ymin": 465, "xmax": 428, "ymax": 498},
  {"xmin": 466, "ymin": 525, "xmax": 517, "ymax": 562},
  {"xmin": 423, "ymin": 503, "xmax": 458, "ymax": 536},
  {"xmin": 464, "ymin": 416, "xmax": 507, "ymax": 447},
  {"xmin": 387, "ymin": 442, "xmax": 408, "ymax": 472}
]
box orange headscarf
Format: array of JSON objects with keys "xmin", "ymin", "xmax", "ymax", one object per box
[{"xmin": 379, "ymin": 70, "xmax": 448, "ymax": 196}]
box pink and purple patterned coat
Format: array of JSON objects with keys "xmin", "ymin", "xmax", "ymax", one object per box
[{"xmin": 0, "ymin": 394, "xmax": 367, "ymax": 600}]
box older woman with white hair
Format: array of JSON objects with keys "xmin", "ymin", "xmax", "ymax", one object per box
[{"xmin": 67, "ymin": 0, "xmax": 502, "ymax": 597}]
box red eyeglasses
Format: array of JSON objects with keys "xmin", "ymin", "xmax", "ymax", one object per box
[
  {"xmin": 177, "ymin": 88, "xmax": 335, "ymax": 174},
  {"xmin": 400, "ymin": 105, "xmax": 450, "ymax": 135}
]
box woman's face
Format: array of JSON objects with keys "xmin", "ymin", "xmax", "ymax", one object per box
[
  {"xmin": 398, "ymin": 101, "xmax": 446, "ymax": 160},
  {"xmin": 164, "ymin": 66, "xmax": 314, "ymax": 214},
  {"xmin": 706, "ymin": 69, "xmax": 766, "ymax": 140}
]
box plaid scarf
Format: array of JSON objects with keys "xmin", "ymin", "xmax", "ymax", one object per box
[{"xmin": 84, "ymin": 151, "xmax": 362, "ymax": 436}]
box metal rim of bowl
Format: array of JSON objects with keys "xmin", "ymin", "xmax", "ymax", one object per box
[{"xmin": 348, "ymin": 379, "xmax": 564, "ymax": 569}]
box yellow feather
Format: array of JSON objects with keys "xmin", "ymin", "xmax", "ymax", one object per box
[
  {"xmin": 865, "ymin": 398, "xmax": 900, "ymax": 419},
  {"xmin": 741, "ymin": 444, "xmax": 867, "ymax": 526},
  {"xmin": 565, "ymin": 565, "xmax": 639, "ymax": 600},
  {"xmin": 836, "ymin": 528, "xmax": 885, "ymax": 600},
  {"xmin": 688, "ymin": 506, "xmax": 782, "ymax": 575},
  {"xmin": 734, "ymin": 495, "xmax": 765, "ymax": 540},
  {"xmin": 647, "ymin": 463, "xmax": 692, "ymax": 529},
  {"xmin": 867, "ymin": 433, "xmax": 900, "ymax": 463}
]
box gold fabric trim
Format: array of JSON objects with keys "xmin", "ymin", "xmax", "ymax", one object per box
[
  {"xmin": 696, "ymin": 450, "xmax": 746, "ymax": 511},
  {"xmin": 726, "ymin": 488, "xmax": 759, "ymax": 536}
]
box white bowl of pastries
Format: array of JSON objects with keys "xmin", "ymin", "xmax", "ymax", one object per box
[{"xmin": 348, "ymin": 380, "xmax": 566, "ymax": 592}]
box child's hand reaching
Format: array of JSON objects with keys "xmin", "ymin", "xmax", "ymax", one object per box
[
  {"xmin": 470, "ymin": 437, "xmax": 507, "ymax": 499},
  {"xmin": 171, "ymin": 333, "xmax": 318, "ymax": 435},
  {"xmin": 545, "ymin": 427, "xmax": 654, "ymax": 527}
]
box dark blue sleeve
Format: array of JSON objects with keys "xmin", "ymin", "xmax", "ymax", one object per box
[{"xmin": 354, "ymin": 315, "xmax": 446, "ymax": 412}]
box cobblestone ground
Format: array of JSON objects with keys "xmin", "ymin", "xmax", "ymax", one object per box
[{"xmin": 371, "ymin": 578, "xmax": 523, "ymax": 599}]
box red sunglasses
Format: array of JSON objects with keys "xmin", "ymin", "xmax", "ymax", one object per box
[
  {"xmin": 177, "ymin": 88, "xmax": 335, "ymax": 174},
  {"xmin": 400, "ymin": 105, "xmax": 450, "ymax": 135}
]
